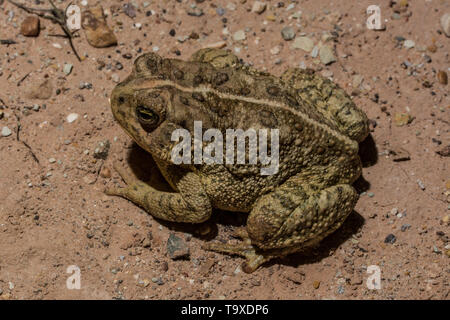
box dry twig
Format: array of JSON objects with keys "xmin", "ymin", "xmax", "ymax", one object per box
[{"xmin": 7, "ymin": 0, "xmax": 82, "ymax": 61}]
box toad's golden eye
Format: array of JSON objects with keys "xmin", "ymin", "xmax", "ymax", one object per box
[{"xmin": 136, "ymin": 105, "xmax": 159, "ymax": 127}]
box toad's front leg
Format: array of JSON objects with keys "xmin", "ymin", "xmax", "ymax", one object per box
[{"xmin": 106, "ymin": 162, "xmax": 212, "ymax": 223}]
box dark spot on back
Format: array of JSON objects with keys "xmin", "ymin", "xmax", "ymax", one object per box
[
  {"xmin": 267, "ymin": 86, "xmax": 280, "ymax": 96},
  {"xmin": 193, "ymin": 75, "xmax": 203, "ymax": 86},
  {"xmin": 240, "ymin": 87, "xmax": 251, "ymax": 96},
  {"xmin": 173, "ymin": 69, "xmax": 184, "ymax": 80},
  {"xmin": 179, "ymin": 96, "xmax": 189, "ymax": 105},
  {"xmin": 213, "ymin": 72, "xmax": 229, "ymax": 86},
  {"xmin": 192, "ymin": 92, "xmax": 205, "ymax": 102}
]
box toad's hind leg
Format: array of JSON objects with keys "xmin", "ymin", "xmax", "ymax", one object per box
[
  {"xmin": 204, "ymin": 181, "xmax": 358, "ymax": 272},
  {"xmin": 281, "ymin": 68, "xmax": 369, "ymax": 142}
]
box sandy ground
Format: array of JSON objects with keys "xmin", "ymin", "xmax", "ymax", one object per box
[{"xmin": 0, "ymin": 0, "xmax": 449, "ymax": 300}]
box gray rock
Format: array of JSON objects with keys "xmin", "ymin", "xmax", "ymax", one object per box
[
  {"xmin": 216, "ymin": 7, "xmax": 225, "ymax": 16},
  {"xmin": 167, "ymin": 233, "xmax": 190, "ymax": 260},
  {"xmin": 401, "ymin": 224, "xmax": 411, "ymax": 232},
  {"xmin": 292, "ymin": 36, "xmax": 314, "ymax": 52},
  {"xmin": 319, "ymin": 45, "xmax": 336, "ymax": 65},
  {"xmin": 123, "ymin": 3, "xmax": 136, "ymax": 18},
  {"xmin": 384, "ymin": 234, "xmax": 396, "ymax": 244},
  {"xmin": 281, "ymin": 26, "xmax": 295, "ymax": 41}
]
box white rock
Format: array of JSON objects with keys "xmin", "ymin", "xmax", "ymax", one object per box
[
  {"xmin": 226, "ymin": 3, "xmax": 236, "ymax": 11},
  {"xmin": 403, "ymin": 40, "xmax": 415, "ymax": 49},
  {"xmin": 1, "ymin": 126, "xmax": 12, "ymax": 137},
  {"xmin": 67, "ymin": 113, "xmax": 79, "ymax": 123},
  {"xmin": 111, "ymin": 73, "xmax": 120, "ymax": 83},
  {"xmin": 441, "ymin": 13, "xmax": 450, "ymax": 37},
  {"xmin": 233, "ymin": 30, "xmax": 246, "ymax": 41},
  {"xmin": 251, "ymin": 1, "xmax": 266, "ymax": 14}
]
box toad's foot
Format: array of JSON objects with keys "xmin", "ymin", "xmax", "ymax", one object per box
[
  {"xmin": 105, "ymin": 161, "xmax": 140, "ymax": 197},
  {"xmin": 202, "ymin": 240, "xmax": 277, "ymax": 273}
]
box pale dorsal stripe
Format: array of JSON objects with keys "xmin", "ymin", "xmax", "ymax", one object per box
[{"xmin": 135, "ymin": 79, "xmax": 356, "ymax": 148}]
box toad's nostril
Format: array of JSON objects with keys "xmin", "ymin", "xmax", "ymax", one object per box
[{"xmin": 118, "ymin": 96, "xmax": 125, "ymax": 104}]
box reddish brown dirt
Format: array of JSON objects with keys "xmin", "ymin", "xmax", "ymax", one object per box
[{"xmin": 0, "ymin": 0, "xmax": 448, "ymax": 300}]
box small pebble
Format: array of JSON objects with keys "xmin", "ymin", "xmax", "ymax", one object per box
[
  {"xmin": 417, "ymin": 179, "xmax": 426, "ymax": 190},
  {"xmin": 437, "ymin": 71, "xmax": 448, "ymax": 85},
  {"xmin": 313, "ymin": 280, "xmax": 320, "ymax": 289},
  {"xmin": 292, "ymin": 36, "xmax": 314, "ymax": 52},
  {"xmin": 66, "ymin": 113, "xmax": 79, "ymax": 123},
  {"xmin": 384, "ymin": 233, "xmax": 397, "ymax": 244},
  {"xmin": 281, "ymin": 26, "xmax": 295, "ymax": 41},
  {"xmin": 111, "ymin": 74, "xmax": 120, "ymax": 83},
  {"xmin": 403, "ymin": 40, "xmax": 415, "ymax": 49},
  {"xmin": 440, "ymin": 13, "xmax": 450, "ymax": 37},
  {"xmin": 216, "ymin": 7, "xmax": 225, "ymax": 16},
  {"xmin": 1, "ymin": 126, "xmax": 12, "ymax": 137},
  {"xmin": 401, "ymin": 224, "xmax": 411, "ymax": 232},
  {"xmin": 311, "ymin": 46, "xmax": 319, "ymax": 58},
  {"xmin": 63, "ymin": 63, "xmax": 73, "ymax": 75},
  {"xmin": 251, "ymin": 1, "xmax": 267, "ymax": 14},
  {"xmin": 187, "ymin": 7, "xmax": 204, "ymax": 17},
  {"xmin": 233, "ymin": 30, "xmax": 246, "ymax": 41},
  {"xmin": 20, "ymin": 16, "xmax": 40, "ymax": 37}
]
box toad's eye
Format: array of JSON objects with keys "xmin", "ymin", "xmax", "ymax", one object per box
[{"xmin": 136, "ymin": 105, "xmax": 159, "ymax": 127}]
